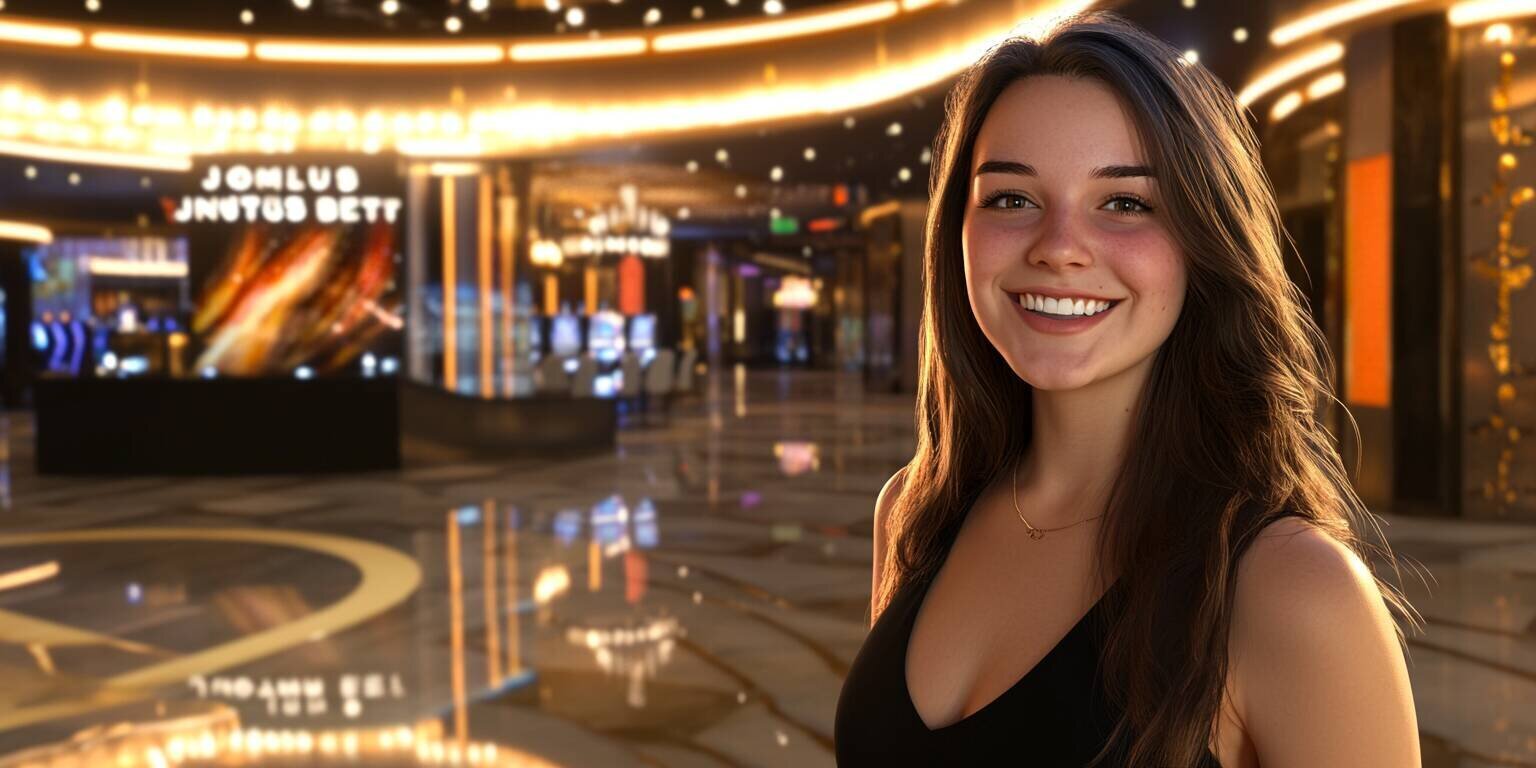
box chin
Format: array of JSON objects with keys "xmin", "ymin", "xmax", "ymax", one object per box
[{"xmin": 1010, "ymin": 359, "xmax": 1098, "ymax": 391}]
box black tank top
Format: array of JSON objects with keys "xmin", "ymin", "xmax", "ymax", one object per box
[{"xmin": 835, "ymin": 567, "xmax": 1225, "ymax": 766}]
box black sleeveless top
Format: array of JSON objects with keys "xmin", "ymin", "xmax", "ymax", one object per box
[{"xmin": 835, "ymin": 567, "xmax": 1224, "ymax": 766}]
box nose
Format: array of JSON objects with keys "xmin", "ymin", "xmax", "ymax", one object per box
[{"xmin": 1026, "ymin": 206, "xmax": 1093, "ymax": 271}]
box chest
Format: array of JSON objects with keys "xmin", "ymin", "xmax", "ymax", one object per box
[{"xmin": 903, "ymin": 507, "xmax": 1104, "ymax": 730}]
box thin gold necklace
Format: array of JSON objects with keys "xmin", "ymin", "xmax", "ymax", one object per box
[{"xmin": 1011, "ymin": 461, "xmax": 1105, "ymax": 540}]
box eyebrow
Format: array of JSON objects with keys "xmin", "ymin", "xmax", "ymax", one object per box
[{"xmin": 974, "ymin": 160, "xmax": 1156, "ymax": 179}]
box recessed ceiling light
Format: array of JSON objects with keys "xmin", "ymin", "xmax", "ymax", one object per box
[
  {"xmin": 763, "ymin": 0, "xmax": 783, "ymax": 14},
  {"xmin": 445, "ymin": 15, "xmax": 462, "ymax": 32},
  {"xmin": 734, "ymin": 184, "xmax": 747, "ymax": 198},
  {"xmin": 678, "ymin": 207, "xmax": 691, "ymax": 219},
  {"xmin": 886, "ymin": 121, "xmax": 902, "ymax": 136},
  {"xmin": 1182, "ymin": 49, "xmax": 1199, "ymax": 64},
  {"xmin": 240, "ymin": 8, "xmax": 254, "ymax": 24},
  {"xmin": 85, "ymin": 0, "xmax": 101, "ymax": 11},
  {"xmin": 469, "ymin": 0, "xmax": 490, "ymax": 11},
  {"xmin": 24, "ymin": 165, "xmax": 36, "ymax": 179},
  {"xmin": 692, "ymin": 5, "xmax": 704, "ymax": 18},
  {"xmin": 898, "ymin": 167, "xmax": 911, "ymax": 182},
  {"xmin": 381, "ymin": 0, "xmax": 399, "ymax": 15},
  {"xmin": 292, "ymin": 0, "xmax": 312, "ymax": 9},
  {"xmin": 919, "ymin": 147, "xmax": 931, "ymax": 164},
  {"xmin": 565, "ymin": 7, "xmax": 584, "ymax": 25},
  {"xmin": 769, "ymin": 166, "xmax": 783, "ymax": 181},
  {"xmin": 643, "ymin": 7, "xmax": 660, "ymax": 24},
  {"xmin": 843, "ymin": 116, "xmax": 856, "ymax": 129},
  {"xmin": 1232, "ymin": 27, "xmax": 1248, "ymax": 43},
  {"xmin": 803, "ymin": 147, "xmax": 816, "ymax": 161},
  {"xmin": 715, "ymin": 148, "xmax": 729, "ymax": 163},
  {"xmin": 68, "ymin": 172, "xmax": 81, "ymax": 185},
  {"xmin": 1181, "ymin": 0, "xmax": 1195, "ymax": 7},
  {"xmin": 686, "ymin": 160, "xmax": 699, "ymax": 172},
  {"xmin": 770, "ymin": 207, "xmax": 781, "ymax": 218}
]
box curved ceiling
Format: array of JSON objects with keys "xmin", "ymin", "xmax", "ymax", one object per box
[{"xmin": 0, "ymin": 0, "xmax": 1095, "ymax": 167}]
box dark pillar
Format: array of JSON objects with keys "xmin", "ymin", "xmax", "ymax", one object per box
[{"xmin": 1391, "ymin": 14, "xmax": 1460, "ymax": 516}]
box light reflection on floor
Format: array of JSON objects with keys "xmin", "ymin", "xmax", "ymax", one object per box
[{"xmin": 0, "ymin": 368, "xmax": 1528, "ymax": 766}]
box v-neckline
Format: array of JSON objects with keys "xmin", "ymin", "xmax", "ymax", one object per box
[{"xmin": 900, "ymin": 567, "xmax": 1118, "ymax": 733}]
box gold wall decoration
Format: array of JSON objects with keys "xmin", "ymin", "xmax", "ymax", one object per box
[{"xmin": 1471, "ymin": 41, "xmax": 1536, "ymax": 513}]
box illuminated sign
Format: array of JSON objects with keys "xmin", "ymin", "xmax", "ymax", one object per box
[{"xmin": 173, "ymin": 162, "xmax": 403, "ymax": 225}]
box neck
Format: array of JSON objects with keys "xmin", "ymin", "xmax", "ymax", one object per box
[{"xmin": 1015, "ymin": 356, "xmax": 1154, "ymax": 526}]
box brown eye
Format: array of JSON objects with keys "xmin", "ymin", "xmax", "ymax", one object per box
[
  {"xmin": 980, "ymin": 192, "xmax": 1032, "ymax": 209},
  {"xmin": 1103, "ymin": 195, "xmax": 1153, "ymax": 215}
]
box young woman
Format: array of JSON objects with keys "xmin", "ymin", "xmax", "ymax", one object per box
[{"xmin": 833, "ymin": 11, "xmax": 1420, "ymax": 768}]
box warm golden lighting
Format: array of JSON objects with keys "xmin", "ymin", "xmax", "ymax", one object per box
[
  {"xmin": 253, "ymin": 40, "xmax": 505, "ymax": 64},
  {"xmin": 0, "ymin": 138, "xmax": 192, "ymax": 172},
  {"xmin": 91, "ymin": 30, "xmax": 250, "ymax": 59},
  {"xmin": 652, "ymin": 0, "xmax": 899, "ymax": 52},
  {"xmin": 0, "ymin": 560, "xmax": 59, "ymax": 592},
  {"xmin": 0, "ymin": 220, "xmax": 54, "ymax": 244},
  {"xmin": 0, "ymin": 18, "xmax": 85, "ymax": 47},
  {"xmin": 1270, "ymin": 90, "xmax": 1304, "ymax": 121},
  {"xmin": 1305, "ymin": 70, "xmax": 1346, "ymax": 99},
  {"xmin": 509, "ymin": 36, "xmax": 647, "ymax": 61},
  {"xmin": 1450, "ymin": 0, "xmax": 1536, "ymax": 26},
  {"xmin": 0, "ymin": 0, "xmax": 1099, "ymax": 166},
  {"xmin": 1237, "ymin": 42, "xmax": 1345, "ymax": 106},
  {"xmin": 1270, "ymin": 0, "xmax": 1423, "ymax": 46}
]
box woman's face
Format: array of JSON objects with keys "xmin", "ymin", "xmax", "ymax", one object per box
[{"xmin": 962, "ymin": 74, "xmax": 1186, "ymax": 392}]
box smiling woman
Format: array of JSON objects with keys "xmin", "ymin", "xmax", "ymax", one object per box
[{"xmin": 834, "ymin": 9, "xmax": 1421, "ymax": 768}]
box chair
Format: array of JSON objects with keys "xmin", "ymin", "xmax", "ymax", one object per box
[
  {"xmin": 569, "ymin": 356, "xmax": 599, "ymax": 398},
  {"xmin": 535, "ymin": 354, "xmax": 571, "ymax": 395},
  {"xmin": 641, "ymin": 348, "xmax": 676, "ymax": 423},
  {"xmin": 618, "ymin": 351, "xmax": 644, "ymax": 416},
  {"xmin": 673, "ymin": 348, "xmax": 698, "ymax": 395}
]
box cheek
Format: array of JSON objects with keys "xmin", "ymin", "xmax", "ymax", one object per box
[{"xmin": 1108, "ymin": 232, "xmax": 1185, "ymax": 309}]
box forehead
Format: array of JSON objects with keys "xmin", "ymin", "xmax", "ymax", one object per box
[{"xmin": 973, "ymin": 75, "xmax": 1148, "ymax": 174}]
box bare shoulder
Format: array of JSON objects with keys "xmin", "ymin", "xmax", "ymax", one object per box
[
  {"xmin": 1227, "ymin": 516, "xmax": 1419, "ymax": 767},
  {"xmin": 874, "ymin": 466, "xmax": 909, "ymax": 532},
  {"xmin": 869, "ymin": 466, "xmax": 909, "ymax": 626}
]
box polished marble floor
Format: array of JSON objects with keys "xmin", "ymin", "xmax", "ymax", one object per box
[{"xmin": 0, "ymin": 367, "xmax": 1529, "ymax": 767}]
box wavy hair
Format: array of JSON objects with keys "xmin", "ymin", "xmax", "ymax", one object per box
[{"xmin": 874, "ymin": 10, "xmax": 1419, "ymax": 766}]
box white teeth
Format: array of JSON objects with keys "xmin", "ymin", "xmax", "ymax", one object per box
[{"xmin": 1018, "ymin": 292, "xmax": 1115, "ymax": 317}]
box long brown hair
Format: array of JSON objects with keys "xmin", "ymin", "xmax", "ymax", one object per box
[{"xmin": 876, "ymin": 10, "xmax": 1418, "ymax": 766}]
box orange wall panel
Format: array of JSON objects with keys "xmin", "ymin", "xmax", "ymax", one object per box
[{"xmin": 1344, "ymin": 153, "xmax": 1392, "ymax": 407}]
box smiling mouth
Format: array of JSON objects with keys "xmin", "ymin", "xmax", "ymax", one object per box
[{"xmin": 1012, "ymin": 292, "xmax": 1123, "ymax": 319}]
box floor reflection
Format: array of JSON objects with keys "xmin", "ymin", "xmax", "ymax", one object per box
[{"xmin": 0, "ymin": 370, "xmax": 1528, "ymax": 766}]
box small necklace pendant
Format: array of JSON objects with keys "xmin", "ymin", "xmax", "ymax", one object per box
[{"xmin": 1027, "ymin": 528, "xmax": 1045, "ymax": 541}]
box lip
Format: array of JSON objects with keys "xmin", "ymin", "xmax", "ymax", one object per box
[{"xmin": 1009, "ymin": 292, "xmax": 1120, "ymax": 335}]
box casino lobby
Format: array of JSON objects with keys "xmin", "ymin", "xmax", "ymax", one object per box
[{"xmin": 0, "ymin": 0, "xmax": 1534, "ymax": 766}]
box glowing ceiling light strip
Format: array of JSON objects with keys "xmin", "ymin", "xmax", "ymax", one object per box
[
  {"xmin": 901, "ymin": 0, "xmax": 943, "ymax": 9},
  {"xmin": 652, "ymin": 0, "xmax": 899, "ymax": 52},
  {"xmin": 509, "ymin": 36, "xmax": 647, "ymax": 61},
  {"xmin": 1271, "ymin": 90, "xmax": 1304, "ymax": 122},
  {"xmin": 254, "ymin": 41, "xmax": 505, "ymax": 64},
  {"xmin": 1236, "ymin": 42, "xmax": 1344, "ymax": 106},
  {"xmin": 0, "ymin": 138, "xmax": 192, "ymax": 171},
  {"xmin": 91, "ymin": 31, "xmax": 249, "ymax": 59},
  {"xmin": 1306, "ymin": 70, "xmax": 1345, "ymax": 99},
  {"xmin": 0, "ymin": 19, "xmax": 84, "ymax": 48},
  {"xmin": 1448, "ymin": 0, "xmax": 1536, "ymax": 25},
  {"xmin": 0, "ymin": 220, "xmax": 53, "ymax": 244},
  {"xmin": 0, "ymin": 561, "xmax": 59, "ymax": 592},
  {"xmin": 1, "ymin": 0, "xmax": 1097, "ymax": 162},
  {"xmin": 1270, "ymin": 0, "xmax": 1424, "ymax": 46}
]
